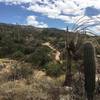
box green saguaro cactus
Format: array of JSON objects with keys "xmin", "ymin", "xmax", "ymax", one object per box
[{"xmin": 83, "ymin": 42, "xmax": 96, "ymax": 100}]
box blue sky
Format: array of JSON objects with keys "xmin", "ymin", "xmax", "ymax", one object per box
[{"xmin": 0, "ymin": 0, "xmax": 100, "ymax": 35}]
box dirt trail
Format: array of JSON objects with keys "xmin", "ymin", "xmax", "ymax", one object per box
[{"xmin": 42, "ymin": 42, "xmax": 62, "ymax": 63}]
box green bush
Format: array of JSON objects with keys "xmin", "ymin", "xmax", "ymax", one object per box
[
  {"xmin": 45, "ymin": 62, "xmax": 62, "ymax": 77},
  {"xmin": 96, "ymin": 47, "xmax": 100, "ymax": 55},
  {"xmin": 12, "ymin": 50, "xmax": 24, "ymax": 59},
  {"xmin": 25, "ymin": 46, "xmax": 52, "ymax": 67},
  {"xmin": 61, "ymin": 60, "xmax": 77, "ymax": 74}
]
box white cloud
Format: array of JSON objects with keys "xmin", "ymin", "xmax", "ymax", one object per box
[
  {"xmin": 56, "ymin": 15, "xmax": 72, "ymax": 23},
  {"xmin": 86, "ymin": 25, "xmax": 100, "ymax": 35},
  {"xmin": 25, "ymin": 0, "xmax": 100, "ymax": 24},
  {"xmin": 0, "ymin": 0, "xmax": 32, "ymax": 5},
  {"xmin": 0, "ymin": 0, "xmax": 100, "ymax": 32},
  {"xmin": 26, "ymin": 15, "xmax": 48, "ymax": 28},
  {"xmin": 27, "ymin": 3, "xmax": 61, "ymax": 19},
  {"xmin": 0, "ymin": 0, "xmax": 43, "ymax": 4},
  {"xmin": 95, "ymin": 25, "xmax": 100, "ymax": 30},
  {"xmin": 1, "ymin": 0, "xmax": 100, "ymax": 20},
  {"xmin": 0, "ymin": 0, "xmax": 100, "ymax": 11},
  {"xmin": 93, "ymin": 25, "xmax": 100, "ymax": 32}
]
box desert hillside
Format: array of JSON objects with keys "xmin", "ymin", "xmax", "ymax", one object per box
[{"xmin": 0, "ymin": 23, "xmax": 100, "ymax": 100}]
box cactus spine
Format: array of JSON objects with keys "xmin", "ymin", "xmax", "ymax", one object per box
[{"xmin": 83, "ymin": 42, "xmax": 96, "ymax": 100}]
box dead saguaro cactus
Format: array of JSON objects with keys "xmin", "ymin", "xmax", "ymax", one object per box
[
  {"xmin": 63, "ymin": 27, "xmax": 73, "ymax": 86},
  {"xmin": 83, "ymin": 42, "xmax": 96, "ymax": 100}
]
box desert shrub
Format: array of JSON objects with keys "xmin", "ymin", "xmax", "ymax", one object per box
[
  {"xmin": 14, "ymin": 44, "xmax": 25, "ymax": 53},
  {"xmin": 0, "ymin": 46, "xmax": 15, "ymax": 57},
  {"xmin": 0, "ymin": 47, "xmax": 8, "ymax": 57},
  {"xmin": 8, "ymin": 64, "xmax": 33, "ymax": 80},
  {"xmin": 23, "ymin": 46, "xmax": 35, "ymax": 54},
  {"xmin": 12, "ymin": 51, "xmax": 24, "ymax": 59},
  {"xmin": 61, "ymin": 60, "xmax": 77, "ymax": 74},
  {"xmin": 25, "ymin": 46, "xmax": 52, "ymax": 67},
  {"xmin": 97, "ymin": 37, "xmax": 100, "ymax": 44},
  {"xmin": 45, "ymin": 62, "xmax": 62, "ymax": 77},
  {"xmin": 96, "ymin": 47, "xmax": 100, "ymax": 55}
]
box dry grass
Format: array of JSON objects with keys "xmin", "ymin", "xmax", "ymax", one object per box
[
  {"xmin": 0, "ymin": 58, "xmax": 99, "ymax": 100},
  {"xmin": 0, "ymin": 58, "xmax": 65, "ymax": 100}
]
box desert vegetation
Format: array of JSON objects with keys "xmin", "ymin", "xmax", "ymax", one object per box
[{"xmin": 0, "ymin": 19, "xmax": 100, "ymax": 100}]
